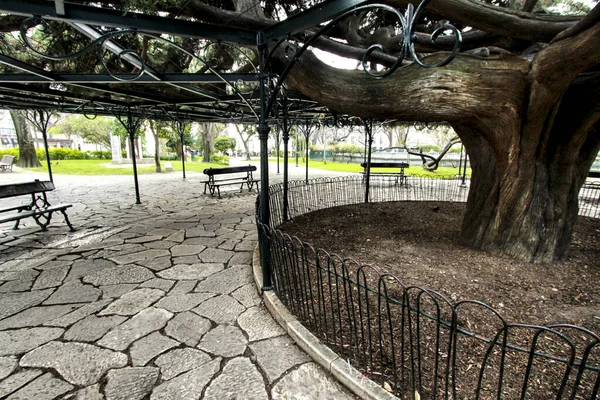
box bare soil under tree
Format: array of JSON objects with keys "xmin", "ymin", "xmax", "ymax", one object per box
[{"xmin": 279, "ymin": 201, "xmax": 600, "ymax": 334}]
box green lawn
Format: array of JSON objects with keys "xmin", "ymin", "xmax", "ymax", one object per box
[
  {"xmin": 30, "ymin": 159, "xmax": 219, "ymax": 175},
  {"xmin": 29, "ymin": 158, "xmax": 471, "ymax": 178},
  {"xmin": 266, "ymin": 157, "xmax": 471, "ymax": 177}
]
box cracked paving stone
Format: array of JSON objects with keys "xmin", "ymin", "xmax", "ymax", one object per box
[
  {"xmin": 0, "ymin": 304, "xmax": 80, "ymax": 330},
  {"xmin": 99, "ymin": 288, "xmax": 165, "ymax": 316},
  {"xmin": 194, "ymin": 265, "xmax": 251, "ymax": 294},
  {"xmin": 184, "ymin": 228, "xmax": 216, "ymax": 238},
  {"xmin": 150, "ymin": 358, "xmax": 220, "ymax": 400},
  {"xmin": 203, "ymin": 357, "xmax": 268, "ymax": 400},
  {"xmin": 170, "ymin": 244, "xmax": 206, "ymax": 257},
  {"xmin": 197, "ymin": 247, "xmax": 235, "ymax": 263},
  {"xmin": 229, "ymin": 251, "xmax": 253, "ymax": 264},
  {"xmin": 130, "ymin": 332, "xmax": 179, "ymax": 366},
  {"xmin": 97, "ymin": 307, "xmax": 173, "ymax": 351},
  {"xmin": 164, "ymin": 311, "xmax": 211, "ymax": 347},
  {"xmin": 168, "ymin": 280, "xmax": 197, "ymax": 295},
  {"xmin": 172, "ymin": 256, "xmax": 200, "ymax": 265},
  {"xmin": 271, "ymin": 363, "xmax": 355, "ymax": 400},
  {"xmin": 238, "ymin": 306, "xmax": 285, "ymax": 342},
  {"xmin": 0, "ymin": 327, "xmax": 63, "ymax": 356},
  {"xmin": 20, "ymin": 341, "xmax": 128, "ymax": 386},
  {"xmin": 126, "ymin": 235, "xmax": 163, "ymax": 244},
  {"xmin": 154, "ymin": 348, "xmax": 211, "ymax": 380},
  {"xmin": 64, "ymin": 314, "xmax": 127, "ymax": 342},
  {"xmin": 44, "ymin": 299, "xmax": 111, "ymax": 327},
  {"xmin": 6, "ymin": 372, "xmax": 73, "ymax": 400},
  {"xmin": 144, "ymin": 256, "xmax": 172, "ymax": 272},
  {"xmin": 154, "ymin": 292, "xmax": 214, "ymax": 313},
  {"xmin": 0, "ymin": 356, "xmax": 18, "ymax": 380},
  {"xmin": 165, "ymin": 230, "xmax": 185, "ymax": 243},
  {"xmin": 217, "ymin": 239, "xmax": 239, "ymax": 251},
  {"xmin": 67, "ymin": 258, "xmax": 116, "ymax": 281},
  {"xmin": 61, "ymin": 384, "xmax": 102, "ymax": 400},
  {"xmin": 232, "ymin": 284, "xmax": 261, "ymax": 308},
  {"xmin": 83, "ymin": 264, "xmax": 155, "ymax": 285},
  {"xmin": 250, "ymin": 336, "xmax": 311, "ymax": 383},
  {"xmin": 43, "ymin": 281, "xmax": 101, "ymax": 305},
  {"xmin": 0, "ymin": 269, "xmax": 39, "ymax": 282},
  {"xmin": 157, "ymin": 263, "xmax": 224, "ymax": 281},
  {"xmin": 0, "ymin": 369, "xmax": 42, "ymax": 398},
  {"xmin": 32, "ymin": 266, "xmax": 69, "ymax": 290},
  {"xmin": 139, "ymin": 278, "xmax": 175, "ymax": 292},
  {"xmin": 192, "ymin": 294, "xmax": 245, "ymax": 325},
  {"xmin": 109, "ymin": 249, "xmax": 171, "ymax": 265},
  {"xmin": 0, "ymin": 279, "xmax": 33, "ymax": 293},
  {"xmin": 100, "ymin": 284, "xmax": 139, "ymax": 298},
  {"xmin": 198, "ymin": 325, "xmax": 247, "ymax": 357},
  {"xmin": 182, "ymin": 237, "xmax": 223, "ymax": 247},
  {"xmin": 105, "ymin": 367, "xmax": 159, "ymax": 400},
  {"xmin": 0, "ymin": 289, "xmax": 53, "ymax": 320}
]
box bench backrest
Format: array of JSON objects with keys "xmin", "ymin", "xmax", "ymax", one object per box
[
  {"xmin": 360, "ymin": 162, "xmax": 409, "ymax": 169},
  {"xmin": 1, "ymin": 155, "xmax": 15, "ymax": 164},
  {"xmin": 0, "ymin": 180, "xmax": 55, "ymax": 199},
  {"xmin": 203, "ymin": 165, "xmax": 257, "ymax": 176}
]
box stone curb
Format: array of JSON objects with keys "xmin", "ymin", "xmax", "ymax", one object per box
[{"xmin": 252, "ymin": 246, "xmax": 399, "ymax": 400}]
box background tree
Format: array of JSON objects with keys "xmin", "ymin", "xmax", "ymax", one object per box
[
  {"xmin": 235, "ymin": 124, "xmax": 257, "ymax": 160},
  {"xmin": 49, "ymin": 114, "xmax": 113, "ymax": 150},
  {"xmin": 199, "ymin": 123, "xmax": 225, "ymax": 162},
  {"xmin": 9, "ymin": 110, "xmax": 41, "ymax": 168},
  {"xmin": 214, "ymin": 136, "xmax": 236, "ymax": 154},
  {"xmin": 147, "ymin": 119, "xmax": 170, "ymax": 172}
]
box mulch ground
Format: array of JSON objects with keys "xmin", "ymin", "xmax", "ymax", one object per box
[
  {"xmin": 279, "ymin": 201, "xmax": 600, "ymax": 333},
  {"xmin": 278, "ymin": 201, "xmax": 600, "ymax": 398}
]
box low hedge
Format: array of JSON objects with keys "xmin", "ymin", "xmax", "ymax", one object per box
[{"xmin": 0, "ymin": 147, "xmax": 115, "ymax": 161}]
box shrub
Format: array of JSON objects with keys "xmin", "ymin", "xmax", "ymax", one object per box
[
  {"xmin": 89, "ymin": 150, "xmax": 112, "ymax": 159},
  {"xmin": 210, "ymin": 154, "xmax": 230, "ymax": 165},
  {"xmin": 159, "ymin": 155, "xmax": 178, "ymax": 161},
  {"xmin": 0, "ymin": 148, "xmax": 19, "ymax": 162}
]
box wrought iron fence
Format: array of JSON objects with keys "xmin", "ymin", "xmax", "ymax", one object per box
[{"xmin": 257, "ymin": 175, "xmax": 600, "ymax": 399}]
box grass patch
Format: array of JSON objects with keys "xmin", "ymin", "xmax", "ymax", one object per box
[
  {"xmin": 267, "ymin": 158, "xmax": 471, "ymax": 177},
  {"xmin": 30, "ymin": 159, "xmax": 220, "ymax": 175}
]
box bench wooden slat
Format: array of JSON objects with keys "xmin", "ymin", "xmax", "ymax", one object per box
[
  {"xmin": 0, "ymin": 180, "xmax": 55, "ymax": 199},
  {"xmin": 0, "ymin": 180, "xmax": 74, "ymax": 231},
  {"xmin": 0, "ymin": 155, "xmax": 15, "ymax": 171},
  {"xmin": 203, "ymin": 165, "xmax": 258, "ymax": 198},
  {"xmin": 360, "ymin": 162, "xmax": 409, "ymax": 185},
  {"xmin": 360, "ymin": 162, "xmax": 409, "ymax": 169}
]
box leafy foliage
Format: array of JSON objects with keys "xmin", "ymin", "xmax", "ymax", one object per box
[{"xmin": 214, "ymin": 136, "xmax": 236, "ymax": 154}]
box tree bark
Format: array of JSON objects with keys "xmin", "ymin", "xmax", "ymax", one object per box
[
  {"xmin": 280, "ymin": 20, "xmax": 600, "ymax": 261},
  {"xmin": 148, "ymin": 120, "xmax": 162, "ymax": 173},
  {"xmin": 202, "ymin": 123, "xmax": 216, "ymax": 162},
  {"xmin": 10, "ymin": 110, "xmax": 41, "ymax": 168}
]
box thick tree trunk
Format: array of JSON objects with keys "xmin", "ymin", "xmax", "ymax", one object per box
[
  {"xmin": 10, "ymin": 110, "xmax": 41, "ymax": 168},
  {"xmin": 148, "ymin": 120, "xmax": 162, "ymax": 173},
  {"xmin": 202, "ymin": 123, "xmax": 216, "ymax": 163},
  {"xmin": 280, "ymin": 22, "xmax": 599, "ymax": 262},
  {"xmin": 457, "ymin": 73, "xmax": 600, "ymax": 262}
]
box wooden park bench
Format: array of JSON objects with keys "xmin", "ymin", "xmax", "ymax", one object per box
[
  {"xmin": 0, "ymin": 155, "xmax": 15, "ymax": 172},
  {"xmin": 203, "ymin": 165, "xmax": 258, "ymax": 198},
  {"xmin": 361, "ymin": 161, "xmax": 410, "ymax": 185},
  {"xmin": 0, "ymin": 180, "xmax": 75, "ymax": 231}
]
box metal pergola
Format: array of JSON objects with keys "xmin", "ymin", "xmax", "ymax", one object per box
[{"xmin": 0, "ymin": 0, "xmax": 461, "ymax": 290}]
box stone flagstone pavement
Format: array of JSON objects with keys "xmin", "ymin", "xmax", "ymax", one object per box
[{"xmin": 0, "ymin": 164, "xmax": 357, "ymax": 400}]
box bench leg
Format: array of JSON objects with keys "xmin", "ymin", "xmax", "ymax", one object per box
[
  {"xmin": 32, "ymin": 211, "xmax": 52, "ymax": 231},
  {"xmin": 60, "ymin": 209, "xmax": 76, "ymax": 231}
]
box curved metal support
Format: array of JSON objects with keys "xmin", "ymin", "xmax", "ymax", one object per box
[
  {"xmin": 263, "ymin": 1, "xmax": 462, "ymax": 118},
  {"xmin": 20, "ymin": 18, "xmax": 259, "ymax": 121}
]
